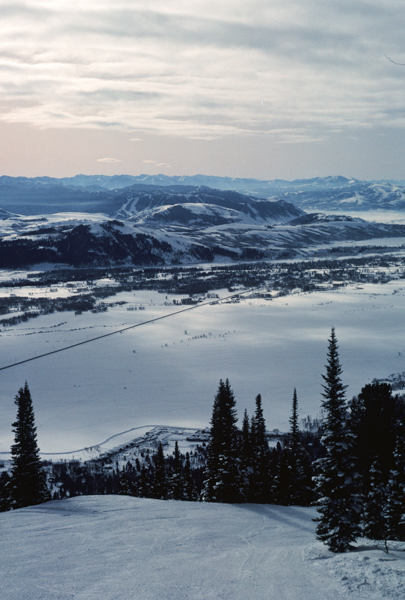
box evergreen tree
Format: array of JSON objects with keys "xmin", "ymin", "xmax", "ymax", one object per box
[
  {"xmin": 203, "ymin": 379, "xmax": 241, "ymax": 502},
  {"xmin": 385, "ymin": 430, "xmax": 405, "ymax": 540},
  {"xmin": 10, "ymin": 382, "xmax": 50, "ymax": 509},
  {"xmin": 290, "ymin": 386, "xmax": 298, "ymax": 434},
  {"xmin": 350, "ymin": 382, "xmax": 402, "ymax": 500},
  {"xmin": 314, "ymin": 328, "xmax": 361, "ymax": 552},
  {"xmin": 183, "ymin": 452, "xmax": 198, "ymax": 501},
  {"xmin": 250, "ymin": 394, "xmax": 271, "ymax": 503},
  {"xmin": 363, "ymin": 460, "xmax": 388, "ymax": 542},
  {"xmin": 152, "ymin": 442, "xmax": 168, "ymax": 499},
  {"xmin": 119, "ymin": 469, "xmax": 132, "ymax": 496},
  {"xmin": 239, "ymin": 409, "xmax": 253, "ymax": 500},
  {"xmin": 169, "ymin": 441, "xmax": 186, "ymax": 500},
  {"xmin": 0, "ymin": 471, "xmax": 11, "ymax": 512},
  {"xmin": 276, "ymin": 447, "xmax": 293, "ymax": 505},
  {"xmin": 138, "ymin": 464, "xmax": 151, "ymax": 498},
  {"xmin": 279, "ymin": 388, "xmax": 312, "ymax": 505},
  {"xmin": 268, "ymin": 443, "xmax": 282, "ymax": 500}
]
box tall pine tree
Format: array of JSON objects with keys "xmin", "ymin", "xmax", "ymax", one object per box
[
  {"xmin": 385, "ymin": 430, "xmax": 405, "ymax": 540},
  {"xmin": 152, "ymin": 441, "xmax": 168, "ymax": 499},
  {"xmin": 278, "ymin": 389, "xmax": 312, "ymax": 505},
  {"xmin": 350, "ymin": 382, "xmax": 401, "ymax": 500},
  {"xmin": 10, "ymin": 382, "xmax": 49, "ymax": 508},
  {"xmin": 239, "ymin": 409, "xmax": 254, "ymax": 500},
  {"xmin": 0, "ymin": 471, "xmax": 11, "ymax": 512},
  {"xmin": 250, "ymin": 394, "xmax": 271, "ymax": 503},
  {"xmin": 169, "ymin": 441, "xmax": 186, "ymax": 500},
  {"xmin": 203, "ymin": 379, "xmax": 241, "ymax": 503},
  {"xmin": 363, "ymin": 460, "xmax": 388, "ymax": 542},
  {"xmin": 183, "ymin": 452, "xmax": 198, "ymax": 501},
  {"xmin": 314, "ymin": 328, "xmax": 361, "ymax": 552}
]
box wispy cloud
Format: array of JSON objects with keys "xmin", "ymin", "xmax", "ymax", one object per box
[
  {"xmin": 1, "ymin": 1, "xmax": 405, "ymax": 143},
  {"xmin": 97, "ymin": 157, "xmax": 121, "ymax": 163},
  {"xmin": 142, "ymin": 159, "xmax": 171, "ymax": 167}
]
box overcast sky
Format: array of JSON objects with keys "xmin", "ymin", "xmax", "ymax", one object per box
[{"xmin": 1, "ymin": 0, "xmax": 405, "ymax": 180}]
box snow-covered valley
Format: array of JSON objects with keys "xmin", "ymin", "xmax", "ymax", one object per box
[{"xmin": 1, "ymin": 277, "xmax": 405, "ymax": 456}]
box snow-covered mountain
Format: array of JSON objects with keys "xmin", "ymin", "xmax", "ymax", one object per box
[
  {"xmin": 2, "ymin": 175, "xmax": 405, "ymax": 214},
  {"xmin": 1, "ymin": 208, "xmax": 405, "ymax": 268},
  {"xmin": 0, "ymin": 212, "xmax": 176, "ymax": 268},
  {"xmin": 278, "ymin": 181, "xmax": 405, "ymax": 212},
  {"xmin": 125, "ymin": 199, "xmax": 301, "ymax": 228},
  {"xmin": 112, "ymin": 186, "xmax": 304, "ymax": 223}
]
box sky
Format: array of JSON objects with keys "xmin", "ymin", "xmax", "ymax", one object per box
[{"xmin": 1, "ymin": 0, "xmax": 405, "ymax": 181}]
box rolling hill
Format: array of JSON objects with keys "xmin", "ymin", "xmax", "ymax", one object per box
[{"xmin": 1, "ymin": 206, "xmax": 405, "ymax": 268}]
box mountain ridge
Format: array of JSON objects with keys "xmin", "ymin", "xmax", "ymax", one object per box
[
  {"xmin": 2, "ymin": 174, "xmax": 405, "ymax": 214},
  {"xmin": 1, "ymin": 208, "xmax": 405, "ymax": 269}
]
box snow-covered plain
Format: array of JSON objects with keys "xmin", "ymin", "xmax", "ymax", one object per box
[
  {"xmin": 0, "ymin": 495, "xmax": 404, "ymax": 600},
  {"xmin": 1, "ymin": 280, "xmax": 405, "ymax": 455}
]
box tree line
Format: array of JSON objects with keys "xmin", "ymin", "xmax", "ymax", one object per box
[
  {"xmin": 1, "ymin": 328, "xmax": 405, "ymax": 554},
  {"xmin": 46, "ymin": 443, "xmax": 204, "ymax": 502},
  {"xmin": 202, "ymin": 330, "xmax": 405, "ymax": 551}
]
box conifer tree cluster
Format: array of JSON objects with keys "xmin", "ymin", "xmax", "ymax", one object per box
[
  {"xmin": 315, "ymin": 328, "xmax": 405, "ymax": 552},
  {"xmin": 116, "ymin": 441, "xmax": 200, "ymax": 501},
  {"xmin": 203, "ymin": 379, "xmax": 241, "ymax": 502},
  {"xmin": 349, "ymin": 381, "xmax": 405, "ymax": 546},
  {"xmin": 202, "ymin": 380, "xmax": 314, "ymax": 505}
]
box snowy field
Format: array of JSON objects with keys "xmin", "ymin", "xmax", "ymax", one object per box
[
  {"xmin": 0, "ymin": 495, "xmax": 404, "ymax": 600},
  {"xmin": 1, "ymin": 280, "xmax": 405, "ymax": 454}
]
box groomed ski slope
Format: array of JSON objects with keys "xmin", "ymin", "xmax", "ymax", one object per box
[{"xmin": 1, "ymin": 496, "xmax": 404, "ymax": 600}]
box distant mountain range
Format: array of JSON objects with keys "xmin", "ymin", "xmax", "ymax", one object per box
[
  {"xmin": 1, "ymin": 175, "xmax": 405, "ymax": 268},
  {"xmin": 1, "ymin": 174, "xmax": 405, "ymax": 214}
]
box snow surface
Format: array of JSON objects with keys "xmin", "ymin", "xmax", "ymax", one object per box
[{"xmin": 0, "ymin": 496, "xmax": 404, "ymax": 600}]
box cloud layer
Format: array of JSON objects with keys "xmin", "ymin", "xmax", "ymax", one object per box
[{"xmin": 1, "ymin": 1, "xmax": 405, "ymax": 144}]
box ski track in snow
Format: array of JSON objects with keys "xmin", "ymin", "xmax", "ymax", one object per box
[{"xmin": 2, "ymin": 496, "xmax": 404, "ymax": 600}]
